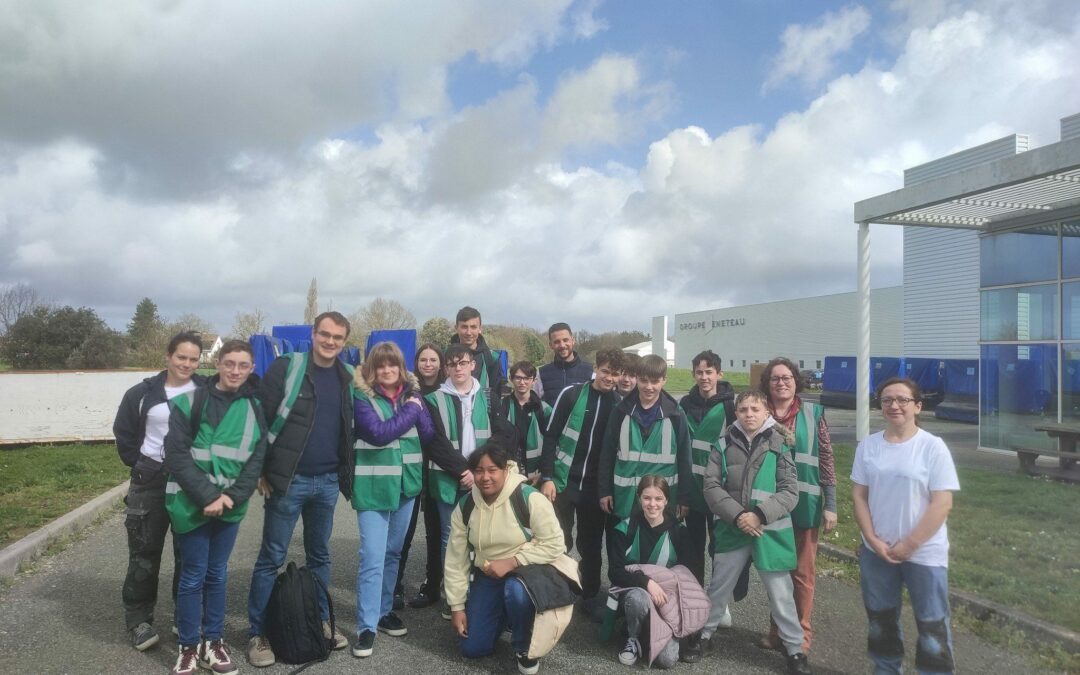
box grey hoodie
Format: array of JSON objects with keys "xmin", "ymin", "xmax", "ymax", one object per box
[{"xmin": 439, "ymin": 376, "xmax": 482, "ymax": 459}]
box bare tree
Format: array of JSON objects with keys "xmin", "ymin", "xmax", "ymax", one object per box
[
  {"xmin": 349, "ymin": 298, "xmax": 416, "ymax": 347},
  {"xmin": 167, "ymin": 313, "xmax": 216, "ymax": 337},
  {"xmin": 304, "ymin": 277, "xmax": 319, "ymax": 325},
  {"xmin": 232, "ymin": 308, "xmax": 269, "ymax": 339},
  {"xmin": 0, "ymin": 283, "xmax": 44, "ymax": 334}
]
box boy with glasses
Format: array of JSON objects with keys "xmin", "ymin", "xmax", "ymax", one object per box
[{"xmin": 501, "ymin": 360, "xmax": 552, "ymax": 482}]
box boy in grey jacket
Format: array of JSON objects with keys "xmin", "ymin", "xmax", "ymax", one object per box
[{"xmin": 701, "ymin": 390, "xmax": 811, "ymax": 675}]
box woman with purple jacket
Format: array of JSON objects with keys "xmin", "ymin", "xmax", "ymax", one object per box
[{"xmin": 350, "ymin": 342, "xmax": 435, "ymax": 658}]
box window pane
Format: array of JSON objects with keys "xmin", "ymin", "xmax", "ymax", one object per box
[
  {"xmin": 980, "ymin": 284, "xmax": 1058, "ymax": 341},
  {"xmin": 980, "ymin": 344, "xmax": 1058, "ymax": 451},
  {"xmin": 1065, "ymin": 220, "xmax": 1080, "ymax": 279},
  {"xmin": 980, "ymin": 225, "xmax": 1058, "ymax": 286},
  {"xmin": 1066, "ymin": 282, "xmax": 1080, "ymax": 340},
  {"xmin": 1067, "ymin": 344, "xmax": 1080, "ymax": 426}
]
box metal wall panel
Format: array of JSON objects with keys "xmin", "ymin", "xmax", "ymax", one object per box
[
  {"xmin": 1062, "ymin": 112, "xmax": 1080, "ymax": 141},
  {"xmin": 673, "ymin": 287, "xmax": 903, "ymax": 372}
]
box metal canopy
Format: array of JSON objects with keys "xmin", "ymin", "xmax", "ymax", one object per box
[{"xmin": 854, "ymin": 136, "xmax": 1080, "ymax": 230}]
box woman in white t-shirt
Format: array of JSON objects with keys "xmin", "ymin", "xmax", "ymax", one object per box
[
  {"xmin": 851, "ymin": 377, "xmax": 960, "ymax": 675},
  {"xmin": 113, "ymin": 332, "xmax": 205, "ymax": 653}
]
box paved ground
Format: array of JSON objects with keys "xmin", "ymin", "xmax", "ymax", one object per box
[{"xmin": 0, "ymin": 482, "xmax": 1048, "ymax": 675}]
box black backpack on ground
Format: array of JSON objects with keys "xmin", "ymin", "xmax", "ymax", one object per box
[{"xmin": 265, "ymin": 562, "xmax": 335, "ymax": 667}]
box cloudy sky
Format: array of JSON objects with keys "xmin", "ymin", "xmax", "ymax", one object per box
[{"xmin": 2, "ymin": 0, "xmax": 1079, "ymax": 335}]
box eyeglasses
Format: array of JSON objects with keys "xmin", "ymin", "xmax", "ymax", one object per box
[
  {"xmin": 880, "ymin": 396, "xmax": 916, "ymax": 407},
  {"xmin": 769, "ymin": 375, "xmax": 794, "ymax": 384},
  {"xmin": 511, "ymin": 375, "xmax": 534, "ymax": 382},
  {"xmin": 448, "ymin": 360, "xmax": 473, "ymax": 370},
  {"xmin": 220, "ymin": 361, "xmax": 253, "ymax": 372},
  {"xmin": 315, "ymin": 330, "xmax": 347, "ymax": 343}
]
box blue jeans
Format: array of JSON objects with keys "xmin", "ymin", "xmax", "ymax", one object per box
[
  {"xmin": 436, "ymin": 489, "xmax": 469, "ymax": 565},
  {"xmin": 356, "ymin": 496, "xmax": 416, "ymax": 632},
  {"xmin": 859, "ymin": 546, "xmax": 954, "ymax": 674},
  {"xmin": 247, "ymin": 472, "xmax": 339, "ymax": 637},
  {"xmin": 460, "ymin": 573, "xmax": 535, "ymax": 658},
  {"xmin": 175, "ymin": 520, "xmax": 241, "ymax": 647}
]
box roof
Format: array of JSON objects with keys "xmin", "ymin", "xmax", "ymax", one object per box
[{"xmin": 854, "ymin": 113, "xmax": 1080, "ymax": 231}]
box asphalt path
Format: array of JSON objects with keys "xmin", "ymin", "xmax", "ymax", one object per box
[{"xmin": 0, "ymin": 487, "xmax": 1045, "ymax": 674}]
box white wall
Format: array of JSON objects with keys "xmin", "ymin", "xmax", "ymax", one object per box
[
  {"xmin": 674, "ymin": 288, "xmax": 903, "ymax": 372},
  {"xmin": 0, "ymin": 370, "xmax": 158, "ymax": 444}
]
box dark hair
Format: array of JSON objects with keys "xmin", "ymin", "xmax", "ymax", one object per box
[
  {"xmin": 636, "ymin": 475, "xmax": 670, "ymax": 500},
  {"xmin": 691, "ymin": 350, "xmax": 722, "ymax": 372},
  {"xmin": 313, "ymin": 311, "xmax": 350, "ymax": 337},
  {"xmin": 467, "ymin": 441, "xmax": 511, "ymax": 471},
  {"xmin": 167, "ymin": 331, "xmax": 203, "ymax": 355},
  {"xmin": 444, "ymin": 343, "xmax": 473, "ymax": 364},
  {"xmin": 414, "ymin": 342, "xmax": 444, "ymax": 374},
  {"xmin": 638, "ymin": 354, "xmax": 667, "ymax": 381},
  {"xmin": 876, "ymin": 376, "xmax": 922, "ymax": 403},
  {"xmin": 455, "ymin": 306, "xmax": 481, "ymax": 324},
  {"xmin": 621, "ymin": 352, "xmax": 641, "ymax": 376},
  {"xmin": 218, "ymin": 339, "xmax": 254, "ymax": 360},
  {"xmin": 509, "ymin": 360, "xmax": 537, "ymax": 379},
  {"xmin": 547, "ymin": 322, "xmax": 572, "ymax": 338},
  {"xmin": 760, "ymin": 357, "xmax": 803, "ymax": 396},
  {"xmin": 735, "ymin": 389, "xmax": 768, "ymax": 408},
  {"xmin": 594, "ymin": 347, "xmax": 626, "ymax": 372}
]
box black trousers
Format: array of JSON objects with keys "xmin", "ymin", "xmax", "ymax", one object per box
[
  {"xmin": 683, "ymin": 509, "xmax": 713, "ymax": 585},
  {"xmin": 554, "ymin": 489, "xmax": 607, "ymax": 599},
  {"xmin": 397, "ymin": 488, "xmax": 441, "ymax": 595},
  {"xmin": 122, "ymin": 458, "xmax": 180, "ymax": 631}
]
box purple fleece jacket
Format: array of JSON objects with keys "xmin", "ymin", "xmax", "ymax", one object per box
[{"xmin": 354, "ymin": 384, "xmax": 436, "ymax": 447}]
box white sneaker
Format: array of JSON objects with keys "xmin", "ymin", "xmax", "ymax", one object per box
[
  {"xmin": 618, "ymin": 637, "xmax": 641, "ymax": 666},
  {"xmin": 717, "ymin": 606, "xmax": 733, "ymax": 628},
  {"xmin": 198, "ymin": 639, "xmax": 238, "ymax": 675}
]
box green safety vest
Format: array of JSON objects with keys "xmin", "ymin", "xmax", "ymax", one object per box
[
  {"xmin": 612, "ymin": 414, "xmax": 678, "ymax": 520},
  {"xmin": 507, "ymin": 399, "xmax": 552, "ymax": 477},
  {"xmin": 165, "ymin": 389, "xmax": 261, "ymax": 534},
  {"xmin": 425, "ymin": 389, "xmax": 492, "ymax": 505},
  {"xmin": 710, "ymin": 440, "xmax": 796, "ymax": 572},
  {"xmin": 352, "ymin": 390, "xmax": 424, "ymax": 511},
  {"xmin": 790, "ymin": 402, "xmax": 824, "ymax": 529},
  {"xmin": 600, "ymin": 516, "xmax": 678, "ymax": 640},
  {"xmin": 680, "ymin": 401, "xmax": 728, "ymax": 513},
  {"xmin": 266, "ymin": 352, "xmax": 354, "ymax": 445},
  {"xmin": 552, "ymin": 385, "xmax": 591, "ymax": 492}
]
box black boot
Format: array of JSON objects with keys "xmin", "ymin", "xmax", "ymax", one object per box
[
  {"xmin": 679, "ymin": 632, "xmax": 702, "ymax": 663},
  {"xmin": 786, "ymin": 652, "xmax": 812, "ymax": 675}
]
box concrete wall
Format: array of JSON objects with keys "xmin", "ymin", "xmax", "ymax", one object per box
[{"xmin": 0, "ymin": 370, "xmax": 158, "ymax": 444}]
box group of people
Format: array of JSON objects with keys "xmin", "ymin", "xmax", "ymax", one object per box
[{"xmin": 113, "ymin": 307, "xmax": 960, "ymax": 675}]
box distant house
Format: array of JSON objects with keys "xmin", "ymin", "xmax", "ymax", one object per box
[
  {"xmin": 200, "ymin": 335, "xmax": 223, "ymax": 366},
  {"xmin": 622, "ymin": 340, "xmax": 675, "ymax": 367}
]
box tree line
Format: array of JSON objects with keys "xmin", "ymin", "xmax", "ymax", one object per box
[{"xmin": 0, "ymin": 281, "xmax": 648, "ymax": 370}]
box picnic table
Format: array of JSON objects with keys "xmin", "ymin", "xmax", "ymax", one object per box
[{"xmin": 1017, "ymin": 421, "xmax": 1080, "ymax": 472}]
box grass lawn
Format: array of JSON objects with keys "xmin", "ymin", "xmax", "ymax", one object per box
[
  {"xmin": 0, "ymin": 444, "xmax": 128, "ymax": 548},
  {"xmin": 665, "ymin": 368, "xmax": 749, "ymax": 392},
  {"xmin": 829, "ymin": 442, "xmax": 1080, "ymax": 632}
]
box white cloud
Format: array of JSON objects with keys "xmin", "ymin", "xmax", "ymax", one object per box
[
  {"xmin": 2, "ymin": 1, "xmax": 1080, "ymax": 338},
  {"xmin": 764, "ymin": 5, "xmax": 871, "ymax": 92}
]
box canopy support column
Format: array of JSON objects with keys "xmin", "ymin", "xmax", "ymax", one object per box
[{"xmin": 857, "ymin": 221, "xmax": 871, "ymax": 442}]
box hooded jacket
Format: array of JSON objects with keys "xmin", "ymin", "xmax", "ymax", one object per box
[
  {"xmin": 113, "ymin": 370, "xmax": 208, "ymax": 467},
  {"xmin": 678, "ymin": 381, "xmax": 736, "ymax": 428},
  {"xmin": 424, "ymin": 378, "xmax": 517, "ymax": 478},
  {"xmin": 257, "ymin": 353, "xmax": 355, "ymax": 498},
  {"xmin": 703, "ymin": 417, "xmax": 798, "ymax": 526},
  {"xmin": 449, "ymin": 333, "xmax": 504, "ymax": 396},
  {"xmin": 597, "ymin": 390, "xmax": 694, "ymax": 508},
  {"xmin": 353, "ymin": 371, "xmax": 435, "ymax": 448}
]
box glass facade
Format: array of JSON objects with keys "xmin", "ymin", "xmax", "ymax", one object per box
[{"xmin": 979, "ymin": 222, "xmax": 1077, "ymax": 451}]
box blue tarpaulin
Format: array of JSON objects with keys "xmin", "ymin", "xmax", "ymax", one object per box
[
  {"xmin": 935, "ymin": 359, "xmax": 978, "ymax": 423},
  {"xmin": 250, "ymin": 335, "xmax": 287, "ymax": 377},
  {"xmin": 870, "ymin": 357, "xmax": 902, "ymax": 394},
  {"xmin": 272, "ymin": 324, "xmax": 312, "ymax": 345},
  {"xmin": 902, "ymin": 358, "xmax": 942, "ymax": 393},
  {"xmin": 822, "ymin": 357, "xmax": 856, "ymax": 392},
  {"xmin": 366, "ymin": 330, "xmax": 418, "ymax": 367}
]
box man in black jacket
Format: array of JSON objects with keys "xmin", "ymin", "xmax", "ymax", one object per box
[
  {"xmin": 536, "ymin": 322, "xmax": 594, "ymax": 406},
  {"xmin": 448, "ymin": 306, "xmax": 504, "ymax": 398},
  {"xmin": 245, "ymin": 312, "xmax": 354, "ymax": 667}
]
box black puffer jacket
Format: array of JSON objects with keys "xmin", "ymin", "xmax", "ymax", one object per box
[
  {"xmin": 113, "ymin": 370, "xmax": 208, "ymax": 467},
  {"xmin": 678, "ymin": 382, "xmax": 736, "ymax": 428},
  {"xmin": 537, "ymin": 352, "xmax": 593, "ymax": 407},
  {"xmin": 257, "ymin": 354, "xmax": 355, "ymax": 498}
]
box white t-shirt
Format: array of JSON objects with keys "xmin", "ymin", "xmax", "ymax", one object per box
[
  {"xmin": 850, "ymin": 428, "xmax": 960, "ymax": 567},
  {"xmin": 139, "ymin": 380, "xmax": 197, "ymax": 463}
]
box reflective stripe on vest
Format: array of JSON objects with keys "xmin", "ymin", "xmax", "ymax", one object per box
[
  {"xmin": 612, "ymin": 415, "xmax": 677, "ymax": 519},
  {"xmin": 790, "ymin": 401, "xmax": 824, "ymax": 529},
  {"xmin": 425, "ymin": 389, "xmax": 492, "ymax": 505},
  {"xmin": 352, "ymin": 390, "xmax": 424, "ymax": 511},
  {"xmin": 680, "ymin": 400, "xmax": 728, "ymax": 513},
  {"xmin": 552, "ymin": 386, "xmax": 590, "ymax": 492}
]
